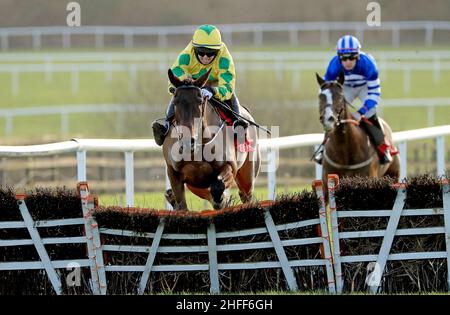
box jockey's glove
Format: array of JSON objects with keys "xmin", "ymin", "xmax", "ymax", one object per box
[
  {"xmin": 353, "ymin": 105, "xmax": 369, "ymax": 121},
  {"xmin": 352, "ymin": 111, "xmax": 362, "ymax": 122},
  {"xmin": 201, "ymin": 88, "xmax": 213, "ymax": 99}
]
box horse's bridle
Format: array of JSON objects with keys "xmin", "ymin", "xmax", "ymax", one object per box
[
  {"xmin": 172, "ymin": 85, "xmax": 226, "ymax": 147},
  {"xmin": 319, "ymin": 82, "xmax": 374, "ymax": 169},
  {"xmin": 319, "ymin": 82, "xmax": 359, "ymax": 130},
  {"xmin": 172, "ymin": 85, "xmax": 206, "ymax": 140}
]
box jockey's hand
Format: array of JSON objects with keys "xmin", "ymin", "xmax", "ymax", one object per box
[
  {"xmin": 352, "ymin": 111, "xmax": 362, "ymax": 122},
  {"xmin": 201, "ymin": 88, "xmax": 213, "ymax": 99},
  {"xmin": 352, "ymin": 106, "xmax": 368, "ymax": 122}
]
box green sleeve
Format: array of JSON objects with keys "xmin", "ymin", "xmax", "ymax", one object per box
[
  {"xmin": 167, "ymin": 50, "xmax": 192, "ymax": 95},
  {"xmin": 213, "ymin": 46, "xmax": 235, "ymax": 101}
]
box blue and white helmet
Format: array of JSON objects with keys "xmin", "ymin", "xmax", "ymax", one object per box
[{"xmin": 336, "ymin": 35, "xmax": 361, "ymax": 55}]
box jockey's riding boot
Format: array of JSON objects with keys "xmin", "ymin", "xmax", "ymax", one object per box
[
  {"xmin": 151, "ymin": 99, "xmax": 175, "ymax": 146},
  {"xmin": 229, "ymin": 94, "xmax": 254, "ymax": 152},
  {"xmin": 230, "ymin": 94, "xmax": 249, "ymax": 131},
  {"xmin": 361, "ymin": 115, "xmax": 392, "ymax": 164},
  {"xmin": 368, "ymin": 114, "xmax": 383, "ymax": 130}
]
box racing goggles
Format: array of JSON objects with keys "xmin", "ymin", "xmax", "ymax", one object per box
[
  {"xmin": 339, "ymin": 53, "xmax": 358, "ymax": 61},
  {"xmin": 195, "ymin": 47, "xmax": 218, "ymax": 58}
]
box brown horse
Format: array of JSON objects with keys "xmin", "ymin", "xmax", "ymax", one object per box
[
  {"xmin": 162, "ymin": 69, "xmax": 261, "ymax": 210},
  {"xmin": 315, "ymin": 72, "xmax": 400, "ymax": 190}
]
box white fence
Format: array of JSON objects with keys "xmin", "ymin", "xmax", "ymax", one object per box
[
  {"xmin": 1, "ymin": 182, "xmax": 335, "ymax": 295},
  {"xmin": 0, "ymin": 104, "xmax": 158, "ymax": 136},
  {"xmin": 1, "ymin": 21, "xmax": 450, "ymax": 49},
  {"xmin": 2, "ymin": 50, "xmax": 450, "ymax": 62},
  {"xmin": 1, "ymin": 53, "xmax": 449, "ymax": 96},
  {"xmin": 324, "ymin": 175, "xmax": 450, "ymax": 293},
  {"xmin": 2, "ymin": 174, "xmax": 449, "ymax": 294},
  {"xmin": 99, "ymin": 183, "xmax": 335, "ymax": 294},
  {"xmin": 0, "ymin": 125, "xmax": 448, "ymax": 207},
  {"xmin": 1, "ymin": 98, "xmax": 449, "ymax": 136},
  {"xmin": 0, "ymin": 184, "xmax": 107, "ymax": 295},
  {"xmin": 325, "ymin": 175, "xmax": 450, "ymax": 293}
]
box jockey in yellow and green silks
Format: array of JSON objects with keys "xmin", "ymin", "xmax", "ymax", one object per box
[
  {"xmin": 168, "ymin": 27, "xmax": 235, "ymax": 101},
  {"xmin": 152, "ymin": 24, "xmax": 247, "ymax": 146}
]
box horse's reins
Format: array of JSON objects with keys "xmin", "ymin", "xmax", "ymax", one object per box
[
  {"xmin": 336, "ymin": 107, "xmax": 360, "ymax": 126},
  {"xmin": 202, "ymin": 121, "xmax": 226, "ymax": 146}
]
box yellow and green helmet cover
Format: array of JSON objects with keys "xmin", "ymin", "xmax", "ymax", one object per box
[{"xmin": 192, "ymin": 24, "xmax": 223, "ymax": 50}]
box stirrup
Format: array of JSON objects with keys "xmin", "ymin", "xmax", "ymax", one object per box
[
  {"xmin": 313, "ymin": 152, "xmax": 323, "ymax": 165},
  {"xmin": 379, "ymin": 150, "xmax": 392, "ymax": 165}
]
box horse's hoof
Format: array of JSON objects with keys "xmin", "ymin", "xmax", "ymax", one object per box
[
  {"xmin": 164, "ymin": 189, "xmax": 176, "ymax": 207},
  {"xmin": 212, "ymin": 191, "xmax": 233, "ymax": 210},
  {"xmin": 210, "ymin": 180, "xmax": 225, "ymax": 205},
  {"xmin": 239, "ymin": 191, "xmax": 253, "ymax": 204},
  {"xmin": 212, "ymin": 202, "xmax": 222, "ymax": 210}
]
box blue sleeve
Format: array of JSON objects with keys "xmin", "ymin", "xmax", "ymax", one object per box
[
  {"xmin": 324, "ymin": 56, "xmax": 342, "ymax": 81},
  {"xmin": 362, "ymin": 55, "xmax": 381, "ymax": 112},
  {"xmin": 365, "ymin": 55, "xmax": 379, "ymax": 81}
]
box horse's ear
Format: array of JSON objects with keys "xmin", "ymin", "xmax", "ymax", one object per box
[
  {"xmin": 194, "ymin": 68, "xmax": 212, "ymax": 88},
  {"xmin": 168, "ymin": 69, "xmax": 183, "ymax": 88},
  {"xmin": 337, "ymin": 71, "xmax": 345, "ymax": 86},
  {"xmin": 316, "ymin": 73, "xmax": 325, "ymax": 86}
]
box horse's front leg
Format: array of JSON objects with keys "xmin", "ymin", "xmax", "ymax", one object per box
[
  {"xmin": 218, "ymin": 163, "xmax": 235, "ymax": 189},
  {"xmin": 166, "ymin": 166, "xmax": 188, "ymax": 210},
  {"xmin": 210, "ymin": 163, "xmax": 235, "ymax": 209}
]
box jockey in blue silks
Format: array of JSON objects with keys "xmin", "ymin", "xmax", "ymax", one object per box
[{"xmin": 313, "ymin": 35, "xmax": 395, "ymax": 165}]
